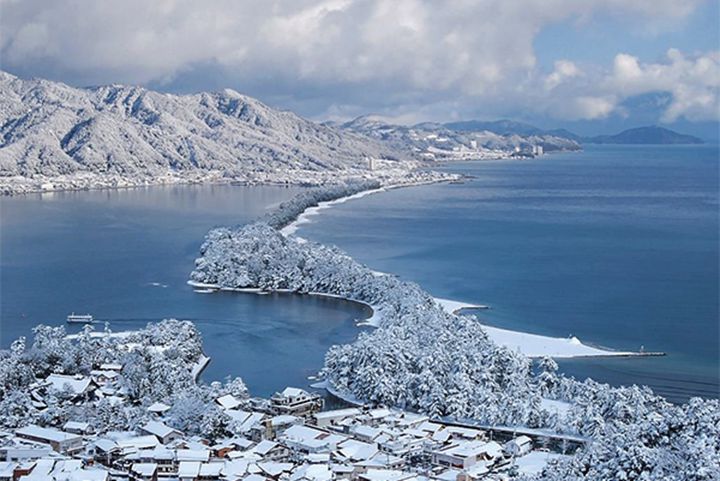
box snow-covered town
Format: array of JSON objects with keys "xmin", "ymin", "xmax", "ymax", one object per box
[
  {"xmin": 0, "ymin": 318, "xmax": 579, "ymax": 481},
  {"xmin": 2, "ymin": 374, "xmax": 574, "ymax": 481}
]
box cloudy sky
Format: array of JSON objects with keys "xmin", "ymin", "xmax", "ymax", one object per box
[{"xmin": 1, "ymin": 0, "xmax": 718, "ymax": 137}]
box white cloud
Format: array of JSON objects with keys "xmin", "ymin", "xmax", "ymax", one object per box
[
  {"xmin": 0, "ymin": 0, "xmax": 715, "ymax": 123},
  {"xmin": 606, "ymin": 49, "xmax": 720, "ymax": 121},
  {"xmin": 545, "ymin": 60, "xmax": 582, "ymax": 90}
]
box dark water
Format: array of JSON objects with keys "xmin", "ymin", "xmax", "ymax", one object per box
[
  {"xmin": 0, "ymin": 184, "xmax": 369, "ymax": 397},
  {"xmin": 296, "ymin": 145, "xmax": 719, "ymax": 403}
]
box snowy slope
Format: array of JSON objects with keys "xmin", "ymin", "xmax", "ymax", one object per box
[
  {"xmin": 338, "ymin": 115, "xmax": 581, "ymax": 160},
  {"xmin": 0, "ymin": 72, "xmax": 406, "ymax": 193}
]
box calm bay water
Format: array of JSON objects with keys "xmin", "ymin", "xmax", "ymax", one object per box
[
  {"xmin": 297, "ymin": 145, "xmax": 719, "ymax": 403},
  {"xmin": 0, "ymin": 184, "xmax": 370, "ymax": 397},
  {"xmin": 2, "ymin": 145, "xmax": 717, "ymax": 403}
]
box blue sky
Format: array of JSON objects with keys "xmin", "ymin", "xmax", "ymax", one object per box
[
  {"xmin": 1, "ymin": 0, "xmax": 718, "ymax": 139},
  {"xmin": 534, "ymin": 2, "xmax": 719, "ymax": 69}
]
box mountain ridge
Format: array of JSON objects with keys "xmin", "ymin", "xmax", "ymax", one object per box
[
  {"xmin": 0, "ymin": 72, "xmax": 414, "ymax": 194},
  {"xmin": 337, "ymin": 115, "xmax": 581, "ymax": 160}
]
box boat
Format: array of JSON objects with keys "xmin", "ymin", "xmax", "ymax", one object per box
[{"xmin": 67, "ymin": 313, "xmax": 93, "ymax": 324}]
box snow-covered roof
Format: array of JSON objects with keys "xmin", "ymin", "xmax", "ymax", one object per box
[
  {"xmin": 511, "ymin": 435, "xmax": 533, "ymax": 446},
  {"xmin": 279, "ymin": 387, "xmax": 306, "ymax": 398},
  {"xmin": 359, "ymin": 468, "xmax": 416, "ymax": 481},
  {"xmin": 99, "ymin": 363, "xmax": 123, "ymax": 371},
  {"xmin": 67, "ymin": 468, "xmax": 109, "ymax": 481},
  {"xmin": 252, "ymin": 440, "xmax": 279, "ymax": 455},
  {"xmin": 146, "ymin": 401, "xmax": 171, "ymax": 413},
  {"xmin": 93, "ymin": 439, "xmax": 119, "ymax": 453},
  {"xmin": 290, "ymin": 463, "xmax": 332, "ymax": 481},
  {"xmin": 441, "ymin": 440, "xmax": 502, "ymax": 459},
  {"xmin": 257, "ymin": 461, "xmax": 294, "ymax": 476},
  {"xmin": 90, "ymin": 370, "xmax": 119, "ymax": 379},
  {"xmin": 140, "ymin": 421, "xmax": 179, "ymax": 439},
  {"xmin": 176, "ymin": 449, "xmax": 210, "ymax": 462},
  {"xmin": 238, "ymin": 412, "xmax": 266, "ymax": 433},
  {"xmin": 116, "ymin": 435, "xmax": 159, "ymax": 450},
  {"xmin": 131, "ymin": 463, "xmax": 157, "ymax": 476},
  {"xmin": 44, "ymin": 374, "xmax": 93, "ymax": 395},
  {"xmin": 199, "ymin": 462, "xmax": 223, "ymax": 476},
  {"xmin": 63, "ymin": 421, "xmax": 91, "ymax": 432},
  {"xmin": 221, "ymin": 458, "xmax": 253, "ymax": 477},
  {"xmin": 351, "ymin": 425, "xmax": 382, "ymax": 440},
  {"xmin": 271, "ymin": 415, "xmax": 300, "ymax": 426},
  {"xmin": 0, "ymin": 462, "xmax": 16, "ymax": 477},
  {"xmin": 216, "ymin": 394, "xmax": 243, "ymax": 410},
  {"xmin": 312, "ymin": 408, "xmax": 361, "ymax": 421},
  {"xmin": 177, "ymin": 461, "xmax": 201, "ymax": 477},
  {"xmin": 337, "ymin": 439, "xmax": 378, "ymax": 461},
  {"xmin": 16, "ymin": 425, "xmax": 81, "ymax": 443}
]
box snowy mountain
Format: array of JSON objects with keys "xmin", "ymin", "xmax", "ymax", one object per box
[
  {"xmin": 338, "ymin": 115, "xmax": 581, "ymax": 161},
  {"xmin": 445, "ymin": 118, "xmax": 582, "ymax": 141},
  {"xmin": 0, "ymin": 72, "xmax": 407, "ymax": 194}
]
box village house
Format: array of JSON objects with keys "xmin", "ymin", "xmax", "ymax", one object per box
[
  {"xmin": 311, "ymin": 408, "xmax": 362, "ymax": 429},
  {"xmin": 430, "ymin": 440, "xmax": 503, "ymax": 470},
  {"xmin": 504, "ymin": 435, "xmax": 533, "ymax": 457},
  {"xmin": 215, "ymin": 394, "xmax": 243, "ymax": 411},
  {"xmin": 0, "ymin": 444, "xmax": 51, "ymax": 462},
  {"xmin": 250, "ymin": 440, "xmax": 290, "ymax": 461},
  {"xmin": 139, "ymin": 421, "xmax": 184, "ymax": 445},
  {"xmin": 130, "ymin": 462, "xmax": 158, "ymax": 481},
  {"xmin": 15, "ymin": 425, "xmax": 84, "ymax": 455},
  {"xmin": 269, "ymin": 387, "xmax": 324, "ymax": 417},
  {"xmin": 63, "ymin": 421, "xmax": 93, "ymax": 435},
  {"xmin": 146, "ymin": 402, "xmax": 172, "ymax": 417},
  {"xmin": 39, "ymin": 374, "xmax": 96, "ymax": 401}
]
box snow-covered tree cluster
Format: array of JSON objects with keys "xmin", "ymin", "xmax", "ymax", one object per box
[
  {"xmin": 192, "ymin": 222, "xmax": 544, "ymax": 425},
  {"xmin": 190, "ymin": 185, "xmax": 720, "ymax": 479},
  {"xmin": 260, "ymin": 179, "xmax": 381, "ymax": 229},
  {"xmin": 526, "ymin": 396, "xmax": 720, "ymax": 481},
  {"xmin": 0, "ymin": 320, "xmax": 247, "ymax": 441}
]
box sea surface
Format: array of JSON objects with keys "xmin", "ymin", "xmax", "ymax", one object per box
[
  {"xmin": 296, "ymin": 145, "xmax": 719, "ymax": 403},
  {"xmin": 0, "ymin": 184, "xmax": 370, "ymax": 397}
]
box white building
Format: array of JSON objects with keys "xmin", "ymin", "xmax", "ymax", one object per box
[
  {"xmin": 15, "ymin": 425, "xmax": 84, "ymax": 454},
  {"xmin": 270, "ymin": 387, "xmax": 323, "ymax": 417}
]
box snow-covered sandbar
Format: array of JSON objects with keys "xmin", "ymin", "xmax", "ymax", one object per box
[
  {"xmin": 280, "ymin": 186, "xmax": 387, "ymax": 236},
  {"xmin": 436, "ymin": 298, "xmax": 634, "ymax": 358}
]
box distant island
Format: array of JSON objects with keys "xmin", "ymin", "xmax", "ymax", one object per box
[
  {"xmin": 584, "ymin": 126, "xmax": 704, "ymax": 145},
  {"xmin": 444, "ymin": 120, "xmax": 705, "ymax": 145}
]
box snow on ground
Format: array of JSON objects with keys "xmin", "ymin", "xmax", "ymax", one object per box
[
  {"xmin": 540, "ymin": 398, "xmax": 572, "ymax": 417},
  {"xmin": 435, "ymin": 298, "xmax": 489, "ymax": 312},
  {"xmin": 191, "ymin": 354, "xmax": 211, "ymax": 381},
  {"xmin": 436, "ymin": 298, "xmax": 632, "ymax": 358},
  {"xmin": 480, "ymin": 324, "xmax": 632, "ymax": 358},
  {"xmin": 514, "ymin": 451, "xmax": 571, "ymax": 475}
]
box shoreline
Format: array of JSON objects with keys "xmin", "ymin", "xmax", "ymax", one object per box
[
  {"xmin": 279, "ymin": 177, "xmax": 458, "ymax": 237},
  {"xmin": 1, "ymin": 165, "xmax": 460, "ymax": 197},
  {"xmin": 187, "ymin": 281, "xmax": 652, "ymax": 359}
]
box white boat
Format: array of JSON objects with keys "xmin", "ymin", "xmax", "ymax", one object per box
[{"xmin": 67, "ymin": 313, "xmax": 93, "ymax": 324}]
